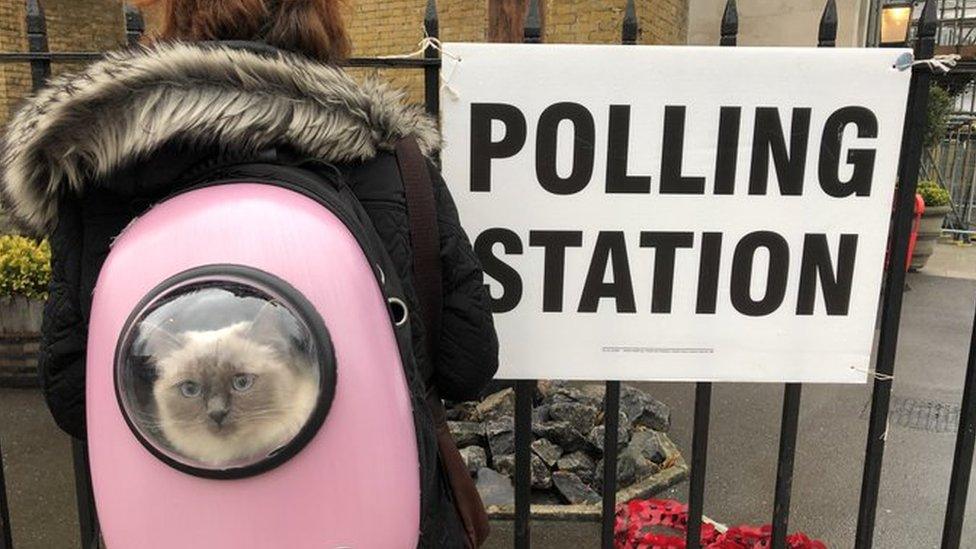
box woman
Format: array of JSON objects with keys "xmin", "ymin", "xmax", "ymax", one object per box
[{"xmin": 0, "ymin": 1, "xmax": 498, "ymax": 547}]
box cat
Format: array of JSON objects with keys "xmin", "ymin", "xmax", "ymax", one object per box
[{"xmin": 143, "ymin": 302, "xmax": 319, "ymax": 467}]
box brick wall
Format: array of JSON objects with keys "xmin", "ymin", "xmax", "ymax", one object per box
[
  {"xmin": 0, "ymin": 0, "xmax": 689, "ymax": 121},
  {"xmin": 0, "ymin": 0, "xmax": 30, "ymax": 123},
  {"xmin": 0, "ymin": 0, "xmax": 126, "ymax": 125},
  {"xmin": 346, "ymin": 0, "xmax": 687, "ymax": 101},
  {"xmin": 43, "ymin": 0, "xmax": 125, "ymax": 75},
  {"xmin": 345, "ymin": 0, "xmax": 488, "ymax": 102},
  {"xmin": 545, "ymin": 0, "xmax": 688, "ymax": 45}
]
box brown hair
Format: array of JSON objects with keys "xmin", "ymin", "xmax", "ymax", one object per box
[{"xmin": 133, "ymin": 0, "xmax": 351, "ymax": 62}]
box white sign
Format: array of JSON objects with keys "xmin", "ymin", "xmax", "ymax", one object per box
[{"xmin": 440, "ymin": 43, "xmax": 912, "ymax": 383}]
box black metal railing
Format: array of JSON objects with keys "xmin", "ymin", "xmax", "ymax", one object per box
[{"xmin": 1, "ymin": 1, "xmax": 976, "ymax": 549}]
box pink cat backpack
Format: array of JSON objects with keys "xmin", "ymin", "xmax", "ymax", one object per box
[{"xmin": 85, "ymin": 155, "xmax": 427, "ymax": 548}]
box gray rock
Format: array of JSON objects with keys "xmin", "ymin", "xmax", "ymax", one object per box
[
  {"xmin": 531, "ymin": 438, "xmax": 563, "ymax": 467},
  {"xmin": 552, "ymin": 471, "xmax": 601, "ymax": 505},
  {"xmin": 492, "ymin": 454, "xmax": 515, "ymax": 474},
  {"xmin": 477, "ymin": 388, "xmax": 516, "ymax": 422},
  {"xmin": 493, "ymin": 454, "xmax": 552, "ymax": 489},
  {"xmin": 536, "ymin": 379, "xmax": 570, "ymax": 400},
  {"xmin": 557, "ymin": 451, "xmax": 596, "ymax": 485},
  {"xmin": 446, "ymin": 401, "xmax": 480, "ymax": 422},
  {"xmin": 620, "ymin": 385, "xmax": 671, "ymax": 432},
  {"xmin": 548, "ymin": 401, "xmax": 600, "ymax": 434},
  {"xmin": 587, "ymin": 415, "xmax": 631, "ymax": 455},
  {"xmin": 593, "ymin": 434, "xmax": 664, "ymax": 491},
  {"xmin": 459, "ymin": 446, "xmax": 487, "ymax": 475},
  {"xmin": 532, "ymin": 420, "xmax": 589, "ymax": 452},
  {"xmin": 629, "ymin": 430, "xmax": 668, "ymax": 465},
  {"xmin": 549, "ymin": 384, "xmax": 603, "ymax": 409},
  {"xmin": 579, "ymin": 383, "xmax": 607, "ymax": 404},
  {"xmin": 615, "ymin": 436, "xmax": 662, "ymax": 489},
  {"xmin": 486, "ymin": 416, "xmax": 515, "ymax": 457},
  {"xmin": 476, "ymin": 467, "xmax": 515, "ymax": 507},
  {"xmin": 532, "ymin": 404, "xmax": 550, "ymax": 425},
  {"xmin": 448, "ymin": 421, "xmax": 486, "ymax": 448},
  {"xmin": 532, "ymin": 455, "xmax": 553, "ymax": 489}
]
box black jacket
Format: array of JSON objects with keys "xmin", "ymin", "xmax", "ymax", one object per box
[{"xmin": 0, "ymin": 41, "xmax": 498, "ymax": 547}]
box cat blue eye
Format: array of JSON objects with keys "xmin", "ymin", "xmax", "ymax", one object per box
[
  {"xmin": 179, "ymin": 381, "xmax": 201, "ymax": 398},
  {"xmin": 232, "ymin": 374, "xmax": 256, "ymax": 392}
]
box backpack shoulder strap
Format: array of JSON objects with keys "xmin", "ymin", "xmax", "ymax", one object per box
[
  {"xmin": 395, "ymin": 137, "xmax": 491, "ymax": 548},
  {"xmin": 395, "ymin": 137, "xmax": 442, "ymax": 365}
]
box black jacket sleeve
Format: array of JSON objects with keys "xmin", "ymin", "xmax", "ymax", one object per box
[
  {"xmin": 342, "ymin": 153, "xmax": 498, "ymax": 401},
  {"xmin": 39, "ymin": 198, "xmax": 88, "ymax": 439},
  {"xmin": 39, "ymin": 190, "xmax": 134, "ymax": 439},
  {"xmin": 427, "ymin": 162, "xmax": 499, "ymax": 401}
]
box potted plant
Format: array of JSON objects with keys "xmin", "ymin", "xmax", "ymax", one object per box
[
  {"xmin": 910, "ymin": 180, "xmax": 952, "ymax": 271},
  {"xmin": 0, "ymin": 235, "xmax": 50, "ymax": 387}
]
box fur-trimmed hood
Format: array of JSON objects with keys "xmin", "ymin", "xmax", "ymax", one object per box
[{"xmin": 0, "ymin": 41, "xmax": 440, "ymax": 234}]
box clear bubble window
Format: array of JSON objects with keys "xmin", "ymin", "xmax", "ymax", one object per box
[{"xmin": 116, "ymin": 272, "xmax": 331, "ymax": 474}]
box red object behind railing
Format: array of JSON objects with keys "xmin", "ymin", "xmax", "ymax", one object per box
[{"xmin": 907, "ymin": 194, "xmax": 925, "ymax": 271}]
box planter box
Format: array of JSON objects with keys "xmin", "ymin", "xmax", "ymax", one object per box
[
  {"xmin": 910, "ymin": 205, "xmax": 951, "ymax": 271},
  {"xmin": 0, "ymin": 296, "xmax": 44, "ymax": 388},
  {"xmin": 484, "ymin": 455, "xmax": 688, "ymax": 521}
]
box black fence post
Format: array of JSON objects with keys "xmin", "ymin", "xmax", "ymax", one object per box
[
  {"xmin": 685, "ymin": 382, "xmax": 713, "ymax": 549},
  {"xmin": 770, "ymin": 384, "xmax": 802, "ymax": 549},
  {"xmin": 0, "ymin": 437, "xmax": 11, "ymax": 549},
  {"xmin": 25, "ymin": 0, "xmax": 49, "ymax": 92},
  {"xmin": 686, "ymin": 4, "xmax": 738, "ymax": 548},
  {"xmin": 424, "ymin": 0, "xmax": 439, "ymax": 119},
  {"xmin": 124, "ymin": 4, "xmax": 145, "ymax": 47},
  {"xmin": 720, "ymin": 0, "xmax": 738, "ymax": 47},
  {"xmin": 769, "ymin": 5, "xmax": 836, "ymax": 547},
  {"xmin": 855, "ymin": 2, "xmax": 938, "ymax": 547},
  {"xmin": 71, "ymin": 440, "xmax": 98, "ymax": 549},
  {"xmin": 940, "ymin": 299, "xmax": 976, "ymax": 549},
  {"xmin": 621, "ymin": 0, "xmax": 638, "ymax": 45},
  {"xmin": 524, "ymin": 0, "xmax": 542, "ymax": 44},
  {"xmin": 514, "ymin": 7, "xmax": 541, "ymax": 547},
  {"xmin": 600, "ymin": 380, "xmax": 621, "ymax": 548},
  {"xmin": 598, "ymin": 5, "xmax": 639, "ymax": 548},
  {"xmin": 817, "ymin": 0, "xmax": 837, "ymax": 48}
]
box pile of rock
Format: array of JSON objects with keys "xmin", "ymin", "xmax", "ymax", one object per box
[{"xmin": 446, "ymin": 381, "xmax": 682, "ymax": 507}]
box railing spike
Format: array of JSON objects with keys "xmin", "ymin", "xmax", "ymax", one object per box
[
  {"xmin": 622, "ymin": 0, "xmax": 639, "ymax": 45},
  {"xmin": 818, "ymin": 0, "xmax": 838, "ymax": 47},
  {"xmin": 25, "ymin": 0, "xmax": 49, "ymax": 91},
  {"xmin": 524, "ymin": 0, "xmax": 542, "ymax": 44},
  {"xmin": 424, "ymin": 0, "xmax": 439, "ymax": 38},
  {"xmin": 919, "ymin": 0, "xmax": 939, "ymax": 39},
  {"xmin": 25, "ymin": 0, "xmax": 45, "ymax": 33},
  {"xmin": 720, "ymin": 0, "xmax": 738, "ymax": 46},
  {"xmin": 124, "ymin": 4, "xmax": 145, "ymax": 47}
]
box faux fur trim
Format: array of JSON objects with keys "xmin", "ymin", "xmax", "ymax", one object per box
[{"xmin": 0, "ymin": 42, "xmax": 440, "ymax": 233}]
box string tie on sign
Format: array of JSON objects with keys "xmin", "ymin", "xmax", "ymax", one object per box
[
  {"xmin": 378, "ymin": 28, "xmax": 462, "ymax": 101},
  {"xmin": 894, "ymin": 52, "xmax": 960, "ymax": 73},
  {"xmin": 850, "ymin": 365, "xmax": 895, "ymax": 382}
]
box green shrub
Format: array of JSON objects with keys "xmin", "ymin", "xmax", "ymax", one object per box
[
  {"xmin": 926, "ymin": 85, "xmax": 954, "ymax": 149},
  {"xmin": 0, "ymin": 235, "xmax": 51, "ymax": 299},
  {"xmin": 917, "ymin": 180, "xmax": 952, "ymax": 208}
]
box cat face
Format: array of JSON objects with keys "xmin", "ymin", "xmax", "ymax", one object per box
[{"xmin": 145, "ymin": 305, "xmax": 318, "ymax": 467}]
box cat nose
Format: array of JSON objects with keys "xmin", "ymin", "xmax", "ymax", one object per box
[{"xmin": 209, "ymin": 409, "xmax": 229, "ymax": 425}]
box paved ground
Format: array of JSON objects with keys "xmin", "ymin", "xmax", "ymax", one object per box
[{"xmin": 3, "ymin": 242, "xmax": 976, "ymax": 548}]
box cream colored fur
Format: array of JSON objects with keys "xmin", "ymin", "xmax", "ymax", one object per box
[
  {"xmin": 0, "ymin": 41, "xmax": 440, "ymax": 233},
  {"xmin": 152, "ymin": 322, "xmax": 319, "ymax": 467}
]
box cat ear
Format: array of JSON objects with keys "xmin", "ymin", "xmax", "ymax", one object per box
[
  {"xmin": 246, "ymin": 302, "xmax": 288, "ymax": 349},
  {"xmin": 138, "ymin": 318, "xmax": 185, "ymax": 359}
]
